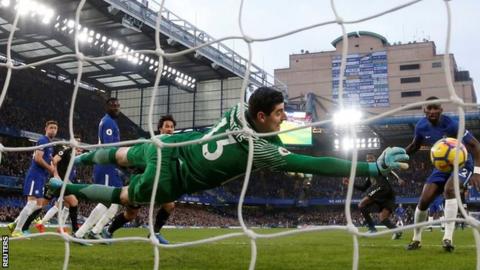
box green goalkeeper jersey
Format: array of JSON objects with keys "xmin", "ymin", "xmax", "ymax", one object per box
[{"xmin": 163, "ymin": 103, "xmax": 377, "ymax": 195}]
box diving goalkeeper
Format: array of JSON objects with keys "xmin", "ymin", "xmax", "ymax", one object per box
[{"xmin": 47, "ymin": 87, "xmax": 409, "ymax": 208}]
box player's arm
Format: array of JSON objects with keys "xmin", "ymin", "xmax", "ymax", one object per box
[
  {"xmin": 463, "ymin": 133, "xmax": 480, "ymax": 190},
  {"xmin": 33, "ymin": 149, "xmax": 54, "ymax": 175},
  {"xmin": 405, "ymin": 136, "xmax": 422, "ymax": 155},
  {"xmin": 343, "ymin": 177, "xmax": 371, "ymax": 192},
  {"xmin": 405, "ymin": 123, "xmax": 423, "ymax": 155},
  {"xmin": 278, "ymin": 147, "xmax": 408, "ymax": 178},
  {"xmin": 390, "ymin": 170, "xmax": 406, "ymax": 186},
  {"xmin": 51, "ymin": 151, "xmax": 63, "ymax": 179},
  {"xmin": 52, "ymin": 152, "xmax": 62, "ymax": 166}
]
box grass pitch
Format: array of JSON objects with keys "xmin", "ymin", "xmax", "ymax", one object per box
[{"xmin": 3, "ymin": 227, "xmax": 477, "ymax": 270}]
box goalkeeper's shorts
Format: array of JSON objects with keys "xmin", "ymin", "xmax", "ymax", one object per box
[{"xmin": 126, "ymin": 143, "xmax": 183, "ymax": 205}]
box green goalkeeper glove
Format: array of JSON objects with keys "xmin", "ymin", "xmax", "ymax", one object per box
[{"xmin": 376, "ymin": 147, "xmax": 409, "ymax": 176}]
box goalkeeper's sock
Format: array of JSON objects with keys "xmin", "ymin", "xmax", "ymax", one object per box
[
  {"xmin": 91, "ymin": 204, "xmax": 120, "ymax": 235},
  {"xmin": 22, "ymin": 208, "xmax": 42, "ymax": 231},
  {"xmin": 75, "ymin": 203, "xmax": 107, "ymax": 238},
  {"xmin": 154, "ymin": 208, "xmax": 171, "ymax": 232},
  {"xmin": 62, "ymin": 183, "xmax": 122, "ymax": 205},
  {"xmin": 412, "ymin": 207, "xmax": 427, "ymax": 242},
  {"xmin": 381, "ymin": 218, "xmax": 397, "ymax": 229},
  {"xmin": 77, "ymin": 148, "xmax": 118, "ymax": 165},
  {"xmin": 69, "ymin": 206, "xmax": 79, "ymax": 233},
  {"xmin": 443, "ymin": 198, "xmax": 458, "ymax": 242},
  {"xmin": 108, "ymin": 213, "xmax": 130, "ymax": 235},
  {"xmin": 41, "ymin": 205, "xmax": 59, "ymax": 224}
]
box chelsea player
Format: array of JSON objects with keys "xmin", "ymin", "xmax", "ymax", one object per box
[
  {"xmin": 10, "ymin": 120, "xmax": 58, "ymax": 237},
  {"xmin": 75, "ymin": 98, "xmax": 122, "ymax": 240},
  {"xmin": 406, "ymin": 97, "xmax": 480, "ymax": 252}
]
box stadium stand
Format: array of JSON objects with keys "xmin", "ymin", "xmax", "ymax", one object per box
[{"xmin": 0, "ymin": 69, "xmax": 145, "ymax": 144}]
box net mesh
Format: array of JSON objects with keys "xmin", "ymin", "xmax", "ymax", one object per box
[{"xmin": 1, "ymin": 0, "xmax": 480, "ymax": 269}]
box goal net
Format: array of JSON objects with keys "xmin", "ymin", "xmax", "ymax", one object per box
[{"xmin": 1, "ymin": 0, "xmax": 479, "ymax": 270}]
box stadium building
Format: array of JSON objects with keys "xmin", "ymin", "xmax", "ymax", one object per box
[{"xmin": 275, "ymin": 31, "xmax": 477, "ymax": 120}]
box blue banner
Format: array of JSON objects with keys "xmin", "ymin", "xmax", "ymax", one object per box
[{"xmin": 332, "ymin": 51, "xmax": 389, "ymax": 108}]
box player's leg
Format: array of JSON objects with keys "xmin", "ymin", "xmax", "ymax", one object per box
[
  {"xmin": 378, "ymin": 196, "xmax": 402, "ymax": 239},
  {"xmin": 47, "ymin": 146, "xmax": 136, "ymax": 205},
  {"xmin": 358, "ymin": 196, "xmax": 377, "ymax": 233},
  {"xmin": 21, "ymin": 207, "xmax": 42, "ymax": 232},
  {"xmin": 75, "ymin": 147, "xmax": 118, "ymax": 166},
  {"xmin": 39, "ymin": 204, "xmax": 58, "ymax": 227},
  {"xmin": 76, "ymin": 167, "xmax": 112, "ymax": 239},
  {"xmin": 12, "ymin": 197, "xmax": 42, "ymax": 237},
  {"xmin": 407, "ymin": 179, "xmax": 442, "ymax": 250},
  {"xmin": 48, "ymin": 143, "xmax": 177, "ymax": 207},
  {"xmin": 75, "ymin": 203, "xmax": 108, "ymax": 238},
  {"xmin": 104, "ymin": 206, "xmax": 140, "ymax": 238},
  {"xmin": 54, "ymin": 196, "xmax": 76, "ymax": 233},
  {"xmin": 442, "ymin": 177, "xmax": 456, "ymax": 251},
  {"xmin": 441, "ymin": 168, "xmax": 468, "ymax": 251},
  {"xmin": 90, "ymin": 168, "xmax": 123, "ymax": 238},
  {"xmin": 380, "ymin": 207, "xmax": 402, "ymax": 239},
  {"xmin": 90, "ymin": 204, "xmax": 120, "ymax": 238},
  {"xmin": 13, "ymin": 176, "xmax": 45, "ymax": 236},
  {"xmin": 64, "ymin": 195, "xmax": 79, "ymax": 233},
  {"xmin": 25, "ymin": 198, "xmax": 48, "ymax": 233},
  {"xmin": 379, "ymin": 208, "xmax": 395, "ymax": 228},
  {"xmin": 427, "ymin": 206, "xmax": 436, "ymax": 232},
  {"xmin": 153, "ymin": 202, "xmax": 175, "ymax": 244}
]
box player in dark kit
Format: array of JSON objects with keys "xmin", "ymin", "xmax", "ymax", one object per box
[
  {"xmin": 30, "ymin": 136, "xmax": 84, "ymax": 234},
  {"xmin": 344, "ymin": 153, "xmax": 403, "ymax": 239},
  {"xmin": 48, "ymin": 136, "xmax": 84, "ymax": 233}
]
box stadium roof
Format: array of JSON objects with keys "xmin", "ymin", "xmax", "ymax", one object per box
[
  {"xmin": 331, "ymin": 31, "xmax": 388, "ymax": 48},
  {"xmin": 0, "ymin": 0, "xmax": 282, "ymax": 93}
]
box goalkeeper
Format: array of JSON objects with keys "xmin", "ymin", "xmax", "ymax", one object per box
[{"xmin": 47, "ymin": 87, "xmax": 409, "ymax": 210}]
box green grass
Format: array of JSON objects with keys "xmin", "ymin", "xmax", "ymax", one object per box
[{"xmin": 3, "ymin": 227, "xmax": 478, "ymax": 270}]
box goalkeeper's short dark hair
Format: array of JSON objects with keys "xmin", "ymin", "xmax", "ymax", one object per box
[{"xmin": 248, "ymin": 87, "xmax": 284, "ymax": 120}]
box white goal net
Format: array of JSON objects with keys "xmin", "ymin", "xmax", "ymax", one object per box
[{"xmin": 1, "ymin": 0, "xmax": 479, "ymax": 270}]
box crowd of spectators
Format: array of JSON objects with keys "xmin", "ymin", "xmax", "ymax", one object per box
[
  {"xmin": 0, "ymin": 191, "xmax": 415, "ymax": 227},
  {"xmin": 0, "ymin": 138, "xmax": 434, "ymax": 200},
  {"xmin": 219, "ymin": 152, "xmax": 433, "ymax": 200},
  {"xmin": 0, "ymin": 68, "xmax": 460, "ymax": 228},
  {"xmin": 0, "ymin": 69, "xmax": 144, "ymax": 144}
]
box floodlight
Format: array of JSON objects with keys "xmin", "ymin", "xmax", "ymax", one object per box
[
  {"xmin": 67, "ymin": 19, "xmax": 75, "ymax": 28},
  {"xmin": 1, "ymin": 0, "xmax": 10, "ymax": 7},
  {"xmin": 333, "ymin": 108, "xmax": 363, "ymax": 127}
]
